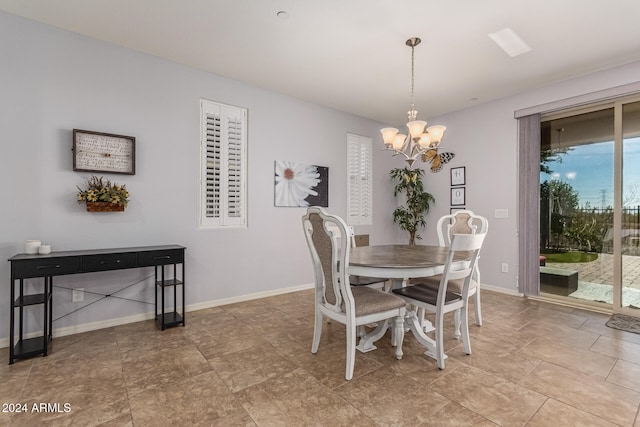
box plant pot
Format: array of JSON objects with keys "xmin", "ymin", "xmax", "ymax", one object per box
[{"xmin": 85, "ymin": 202, "xmax": 125, "ymax": 212}]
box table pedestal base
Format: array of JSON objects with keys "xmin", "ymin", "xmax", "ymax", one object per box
[
  {"xmin": 356, "ymin": 320, "xmax": 388, "ymax": 353},
  {"xmin": 356, "ymin": 310, "xmax": 445, "ymax": 364},
  {"xmin": 407, "ymin": 311, "xmax": 448, "ymax": 363},
  {"xmin": 356, "ymin": 318, "xmax": 404, "ymax": 360}
]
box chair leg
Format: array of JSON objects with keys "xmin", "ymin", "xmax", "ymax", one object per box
[
  {"xmin": 390, "ymin": 322, "xmax": 395, "ymax": 346},
  {"xmin": 474, "ymin": 290, "xmax": 482, "ymax": 326},
  {"xmin": 312, "ymin": 309, "xmax": 323, "ymax": 353},
  {"xmin": 461, "ymin": 302, "xmax": 472, "ymax": 355},
  {"xmin": 418, "ymin": 308, "xmax": 435, "ymax": 333},
  {"xmin": 435, "ymin": 310, "xmax": 446, "ymax": 370},
  {"xmin": 393, "ymin": 316, "xmax": 404, "ymax": 360},
  {"xmin": 418, "ymin": 307, "xmax": 426, "ymax": 329},
  {"xmin": 346, "ymin": 322, "xmax": 357, "ymax": 380},
  {"xmin": 455, "ymin": 292, "xmax": 481, "ymax": 335},
  {"xmin": 453, "ymin": 310, "xmax": 461, "ymax": 339}
]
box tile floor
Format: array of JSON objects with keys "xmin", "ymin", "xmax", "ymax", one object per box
[{"xmin": 2, "ymin": 289, "xmax": 640, "ymax": 426}]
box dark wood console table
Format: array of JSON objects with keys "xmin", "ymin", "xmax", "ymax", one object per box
[{"xmin": 8, "ymin": 244, "xmax": 185, "ymax": 364}]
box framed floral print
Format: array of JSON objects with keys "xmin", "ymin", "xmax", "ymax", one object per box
[{"xmin": 274, "ymin": 160, "xmax": 329, "ymax": 207}]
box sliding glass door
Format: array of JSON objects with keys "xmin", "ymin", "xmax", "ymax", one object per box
[
  {"xmin": 539, "ymin": 98, "xmax": 640, "ymax": 311},
  {"xmin": 622, "ymin": 101, "xmax": 640, "ymax": 309}
]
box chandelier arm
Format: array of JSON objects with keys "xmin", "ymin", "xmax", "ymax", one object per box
[
  {"xmin": 408, "ymin": 139, "xmax": 424, "ymax": 158},
  {"xmin": 386, "ymin": 145, "xmax": 412, "ymax": 161},
  {"xmin": 401, "ymin": 135, "xmax": 412, "ymax": 153},
  {"xmin": 413, "ymin": 140, "xmax": 421, "ymax": 156}
]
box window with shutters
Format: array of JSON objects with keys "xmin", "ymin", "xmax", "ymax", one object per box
[
  {"xmin": 200, "ymin": 99, "xmax": 247, "ymax": 228},
  {"xmin": 346, "ymin": 133, "xmax": 373, "ymax": 225}
]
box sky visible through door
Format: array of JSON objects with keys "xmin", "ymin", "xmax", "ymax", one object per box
[{"xmin": 540, "ymin": 138, "xmax": 640, "ymax": 208}]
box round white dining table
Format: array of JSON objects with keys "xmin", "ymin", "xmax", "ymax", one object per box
[
  {"xmin": 348, "ymin": 244, "xmax": 471, "ymax": 363},
  {"xmin": 349, "ymin": 244, "xmax": 468, "ymax": 283}
]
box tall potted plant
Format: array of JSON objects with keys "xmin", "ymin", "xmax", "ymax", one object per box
[{"xmin": 390, "ymin": 167, "xmax": 435, "ymax": 245}]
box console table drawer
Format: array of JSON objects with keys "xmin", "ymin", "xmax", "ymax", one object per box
[
  {"xmin": 82, "ymin": 252, "xmax": 138, "ymax": 272},
  {"xmin": 12, "ymin": 257, "xmax": 81, "ymax": 278},
  {"xmin": 138, "ymin": 249, "xmax": 184, "ymax": 266}
]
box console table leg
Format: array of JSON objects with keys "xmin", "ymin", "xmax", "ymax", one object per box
[
  {"xmin": 182, "ymin": 262, "xmax": 185, "ymax": 326},
  {"xmin": 9, "ymin": 279, "xmax": 16, "ymax": 364},
  {"xmin": 161, "ymin": 266, "xmax": 166, "ymax": 330}
]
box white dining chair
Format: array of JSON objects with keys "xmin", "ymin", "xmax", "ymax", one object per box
[
  {"xmin": 302, "ymin": 207, "xmax": 406, "ymax": 380},
  {"xmin": 393, "ymin": 232, "xmax": 486, "ymax": 369},
  {"xmin": 324, "ymin": 224, "xmax": 387, "ymax": 289},
  {"xmin": 415, "ymin": 210, "xmax": 488, "ymax": 337},
  {"xmin": 347, "ymin": 229, "xmax": 388, "ymax": 290}
]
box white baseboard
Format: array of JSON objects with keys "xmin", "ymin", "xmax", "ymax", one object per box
[
  {"xmin": 0, "ymin": 312, "xmax": 157, "ymax": 349},
  {"xmin": 481, "ymin": 283, "xmax": 524, "ymax": 297},
  {"xmin": 186, "ymin": 283, "xmax": 314, "ymax": 312},
  {"xmin": 1, "ymin": 282, "xmax": 521, "ymax": 350},
  {"xmin": 0, "ymin": 283, "xmax": 315, "ymax": 349}
]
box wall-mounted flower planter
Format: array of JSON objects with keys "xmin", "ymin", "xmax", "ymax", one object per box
[{"xmin": 85, "ymin": 202, "xmax": 125, "ymax": 212}]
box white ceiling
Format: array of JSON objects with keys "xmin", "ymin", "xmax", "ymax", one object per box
[{"xmin": 2, "ymin": 0, "xmax": 640, "ymax": 127}]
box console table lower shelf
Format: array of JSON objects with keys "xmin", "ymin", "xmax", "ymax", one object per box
[
  {"xmin": 8, "ymin": 244, "xmax": 186, "ymax": 364},
  {"xmin": 155, "ymin": 268, "xmax": 185, "ymax": 331}
]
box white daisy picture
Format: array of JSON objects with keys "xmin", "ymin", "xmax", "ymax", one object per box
[{"xmin": 274, "ymin": 160, "xmax": 329, "ymax": 207}]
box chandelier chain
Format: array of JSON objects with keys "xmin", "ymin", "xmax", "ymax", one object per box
[{"xmin": 411, "ymin": 43, "xmax": 415, "ymax": 112}]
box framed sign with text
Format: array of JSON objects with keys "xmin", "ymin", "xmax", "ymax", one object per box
[{"xmin": 73, "ymin": 129, "xmax": 136, "ymax": 175}]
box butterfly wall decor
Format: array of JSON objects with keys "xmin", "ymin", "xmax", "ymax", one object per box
[{"xmin": 421, "ymin": 149, "xmax": 455, "ymax": 173}]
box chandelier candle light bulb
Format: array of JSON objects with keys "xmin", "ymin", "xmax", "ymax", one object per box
[{"xmin": 408, "ymin": 121, "xmax": 427, "ymax": 139}]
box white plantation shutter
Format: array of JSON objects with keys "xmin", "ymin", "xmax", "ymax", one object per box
[
  {"xmin": 347, "ymin": 133, "xmax": 373, "ymax": 225},
  {"xmin": 226, "ymin": 116, "xmax": 244, "ymax": 221},
  {"xmin": 200, "ymin": 99, "xmax": 247, "ymax": 228},
  {"xmin": 204, "ymin": 107, "xmax": 222, "ymax": 221}
]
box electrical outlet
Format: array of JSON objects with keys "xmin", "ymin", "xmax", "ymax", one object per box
[
  {"xmin": 72, "ymin": 288, "xmax": 84, "ymax": 302},
  {"xmin": 501, "ymin": 263, "xmax": 509, "ymax": 273}
]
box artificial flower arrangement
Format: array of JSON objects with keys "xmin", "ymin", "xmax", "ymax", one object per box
[{"xmin": 77, "ymin": 175, "xmax": 129, "ymax": 210}]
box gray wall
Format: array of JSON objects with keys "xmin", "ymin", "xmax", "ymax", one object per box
[{"xmin": 0, "ymin": 12, "xmax": 406, "ymax": 339}]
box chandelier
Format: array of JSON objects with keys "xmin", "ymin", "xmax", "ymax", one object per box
[{"xmin": 381, "ymin": 37, "xmax": 446, "ymax": 167}]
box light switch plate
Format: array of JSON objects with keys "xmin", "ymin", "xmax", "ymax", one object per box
[{"xmin": 494, "ymin": 209, "xmax": 509, "ymax": 218}]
